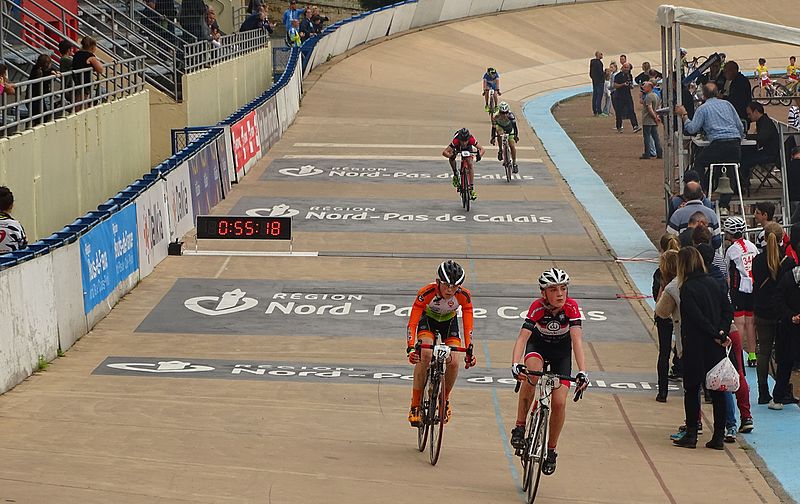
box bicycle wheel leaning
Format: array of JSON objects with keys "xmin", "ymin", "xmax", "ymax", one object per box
[
  {"xmin": 526, "ymin": 407, "xmax": 549, "ymax": 503},
  {"xmin": 417, "ymin": 371, "xmax": 430, "ymax": 452},
  {"xmin": 429, "ymin": 371, "xmax": 446, "ymax": 465}
]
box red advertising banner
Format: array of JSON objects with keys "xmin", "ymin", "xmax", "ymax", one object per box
[{"xmin": 230, "ymin": 110, "xmax": 261, "ymax": 177}]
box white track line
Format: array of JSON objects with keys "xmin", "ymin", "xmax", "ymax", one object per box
[
  {"xmin": 183, "ymin": 251, "xmax": 319, "ymax": 257},
  {"xmin": 293, "ymin": 142, "xmax": 537, "ymax": 151},
  {"xmin": 282, "ymin": 154, "xmax": 544, "ymax": 162}
]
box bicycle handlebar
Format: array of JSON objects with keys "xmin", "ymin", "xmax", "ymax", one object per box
[
  {"xmin": 417, "ymin": 342, "xmax": 471, "ymax": 354},
  {"xmin": 513, "ymin": 368, "xmax": 585, "ymax": 402}
]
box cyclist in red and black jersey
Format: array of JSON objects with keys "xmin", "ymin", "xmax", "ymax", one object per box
[
  {"xmin": 442, "ymin": 127, "xmax": 485, "ymax": 201},
  {"xmin": 510, "ymin": 268, "xmax": 588, "ymax": 476}
]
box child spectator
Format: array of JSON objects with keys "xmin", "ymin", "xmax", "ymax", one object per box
[
  {"xmin": 0, "ymin": 63, "xmax": 15, "ymax": 95},
  {"xmin": 0, "ymin": 186, "xmax": 27, "ymax": 253}
]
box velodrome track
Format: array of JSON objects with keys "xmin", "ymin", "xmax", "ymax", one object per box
[{"xmin": 1, "ymin": 1, "xmax": 799, "ymax": 502}]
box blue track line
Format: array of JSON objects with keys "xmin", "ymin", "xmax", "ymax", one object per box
[{"xmin": 522, "ymin": 85, "xmax": 800, "ymax": 502}]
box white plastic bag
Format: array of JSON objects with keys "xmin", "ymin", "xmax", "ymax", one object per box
[{"xmin": 706, "ymin": 347, "xmax": 739, "ymax": 392}]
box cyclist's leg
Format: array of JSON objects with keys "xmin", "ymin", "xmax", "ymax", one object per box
[
  {"xmin": 483, "ymin": 88, "xmax": 489, "ymax": 107},
  {"xmin": 509, "ymin": 136, "xmax": 517, "ymax": 164},
  {"xmin": 443, "ymin": 318, "xmax": 461, "ymax": 401},
  {"xmin": 467, "ymin": 157, "xmax": 475, "ymax": 187},
  {"xmin": 411, "ymin": 324, "xmax": 436, "ymax": 408},
  {"xmin": 546, "ymin": 353, "xmax": 573, "ymax": 451},
  {"xmin": 516, "ymin": 351, "xmax": 544, "ymax": 426},
  {"xmin": 443, "ymin": 146, "xmax": 457, "ymax": 177}
]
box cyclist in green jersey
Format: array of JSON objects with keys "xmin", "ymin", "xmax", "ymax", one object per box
[{"xmin": 490, "ymin": 102, "xmax": 519, "ymax": 173}]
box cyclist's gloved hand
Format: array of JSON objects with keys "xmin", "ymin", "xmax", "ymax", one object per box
[
  {"xmin": 490, "ymin": 138, "xmax": 496, "ymax": 146},
  {"xmin": 512, "ymin": 363, "xmax": 526, "ymax": 380},
  {"xmin": 514, "ymin": 136, "xmax": 519, "ymax": 143},
  {"xmin": 407, "ymin": 346, "xmax": 420, "ymax": 364},
  {"xmin": 575, "ymin": 371, "xmax": 589, "ymax": 391},
  {"xmin": 476, "ymin": 153, "xmax": 482, "ymax": 162}
]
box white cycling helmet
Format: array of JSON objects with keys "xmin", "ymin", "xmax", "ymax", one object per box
[
  {"xmin": 723, "ymin": 216, "xmax": 746, "ymax": 235},
  {"xmin": 498, "ymin": 101, "xmax": 510, "ymax": 113},
  {"xmin": 538, "ymin": 268, "xmax": 570, "ymax": 289}
]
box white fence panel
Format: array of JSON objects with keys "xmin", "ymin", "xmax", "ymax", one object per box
[
  {"xmin": 165, "ymin": 162, "xmax": 194, "ymax": 242},
  {"xmin": 410, "ymin": 0, "xmax": 445, "ymax": 28},
  {"xmin": 469, "ymin": 0, "xmax": 503, "ymax": 15},
  {"xmin": 0, "ymin": 256, "xmax": 59, "ymax": 394},
  {"xmin": 500, "ymin": 0, "xmax": 541, "ymax": 10},
  {"xmin": 388, "ymin": 2, "xmax": 417, "ymax": 36},
  {"xmin": 332, "ymin": 22, "xmax": 356, "ymax": 57},
  {"xmin": 52, "ymin": 242, "xmax": 88, "ymax": 352},
  {"xmin": 136, "ymin": 181, "xmax": 169, "ymax": 280},
  {"xmin": 366, "ymin": 9, "xmax": 394, "ymax": 42},
  {"xmin": 347, "ymin": 14, "xmax": 373, "ymax": 51},
  {"xmin": 439, "ymin": 0, "xmax": 471, "ymax": 22},
  {"xmin": 276, "ymin": 87, "xmax": 289, "ymax": 134}
]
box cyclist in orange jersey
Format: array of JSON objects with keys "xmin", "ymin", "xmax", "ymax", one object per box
[{"xmin": 407, "ymin": 260, "xmax": 477, "ymax": 427}]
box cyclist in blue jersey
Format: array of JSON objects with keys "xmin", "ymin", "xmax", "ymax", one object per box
[{"xmin": 483, "ymin": 67, "xmax": 501, "ymax": 112}]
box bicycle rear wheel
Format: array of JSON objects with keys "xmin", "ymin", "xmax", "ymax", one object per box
[
  {"xmin": 527, "ymin": 407, "xmax": 549, "ymax": 503},
  {"xmin": 429, "ymin": 371, "xmax": 446, "ymax": 465},
  {"xmin": 775, "ymin": 83, "xmax": 792, "ymax": 106},
  {"xmin": 417, "ymin": 371, "xmax": 430, "ymax": 452}
]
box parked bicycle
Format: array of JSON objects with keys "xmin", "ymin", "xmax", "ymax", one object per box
[
  {"xmin": 414, "ymin": 339, "xmax": 473, "ymax": 466},
  {"xmin": 514, "ymin": 367, "xmax": 583, "ymax": 503},
  {"xmin": 752, "ymin": 73, "xmax": 791, "ymax": 106}
]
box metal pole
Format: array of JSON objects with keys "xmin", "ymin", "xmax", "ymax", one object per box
[
  {"xmin": 661, "ymin": 25, "xmax": 670, "ymax": 220},
  {"xmin": 675, "ymin": 23, "xmax": 684, "ymax": 186},
  {"xmin": 780, "ymin": 123, "xmax": 790, "ymax": 224}
]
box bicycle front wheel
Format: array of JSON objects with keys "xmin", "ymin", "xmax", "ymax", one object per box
[
  {"xmin": 503, "ymin": 142, "xmax": 511, "ymax": 182},
  {"xmin": 429, "ymin": 371, "xmax": 446, "ymax": 465},
  {"xmin": 527, "ymin": 407, "xmax": 549, "ymax": 503},
  {"xmin": 752, "ymin": 85, "xmax": 769, "ymax": 105},
  {"xmin": 417, "ymin": 371, "xmax": 430, "ymax": 452},
  {"xmin": 460, "ymin": 166, "xmax": 470, "ymax": 212}
]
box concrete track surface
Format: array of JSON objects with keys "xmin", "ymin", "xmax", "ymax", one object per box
[{"xmin": 2, "ymin": 1, "xmax": 798, "ymax": 503}]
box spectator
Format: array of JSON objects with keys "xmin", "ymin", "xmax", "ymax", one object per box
[
  {"xmin": 299, "ymin": 7, "xmax": 315, "ymax": 41},
  {"xmin": 609, "ymin": 60, "xmax": 619, "ymax": 84},
  {"xmin": 676, "ymin": 83, "xmax": 743, "ymax": 211},
  {"xmin": 619, "ymin": 54, "xmax": 627, "ymax": 68},
  {"xmin": 240, "ymin": 3, "xmax": 274, "ymax": 34},
  {"xmin": 612, "ymin": 63, "xmax": 639, "ymax": 134},
  {"xmin": 788, "ymin": 147, "xmax": 800, "ymax": 223},
  {"xmin": 57, "ymin": 39, "xmax": 74, "ymax": 74},
  {"xmin": 0, "ymin": 186, "xmax": 27, "ymax": 253},
  {"xmin": 693, "ymin": 225, "xmax": 727, "ymax": 286},
  {"xmin": 179, "ymin": 0, "xmax": 209, "ymax": 40},
  {"xmin": 589, "ymin": 51, "xmax": 604, "ymax": 116},
  {"xmin": 668, "ymin": 181, "xmax": 722, "ymax": 249},
  {"xmin": 601, "ymin": 68, "xmax": 612, "ymax": 117},
  {"xmin": 155, "ymin": 0, "xmax": 177, "ymax": 23},
  {"xmin": 635, "ymin": 61, "xmax": 660, "ymax": 86},
  {"xmin": 654, "ymin": 235, "xmax": 680, "ymax": 402},
  {"xmin": 741, "ymin": 101, "xmax": 781, "ymax": 186},
  {"xmin": 0, "ymin": 63, "xmax": 16, "ymax": 96},
  {"xmin": 698, "ymin": 59, "xmax": 725, "ymax": 89},
  {"xmin": 668, "ymin": 170, "xmax": 712, "ymax": 218},
  {"xmin": 774, "ymin": 222, "xmax": 800, "ymax": 409},
  {"xmin": 753, "ymin": 201, "xmax": 786, "ymax": 252},
  {"xmin": 287, "ymin": 18, "xmax": 302, "ymax": 47},
  {"xmin": 789, "ymin": 98, "xmax": 800, "ymax": 131},
  {"xmin": 247, "ymin": 0, "xmax": 262, "ymax": 15},
  {"xmin": 640, "ymin": 81, "xmax": 662, "ymax": 160},
  {"xmin": 311, "ymin": 6, "xmax": 328, "ymax": 34},
  {"xmin": 678, "ymin": 211, "xmax": 707, "ymax": 247},
  {"xmin": 205, "ymin": 6, "xmax": 224, "ymax": 45},
  {"xmin": 71, "ymin": 36, "xmax": 104, "ymax": 110},
  {"xmin": 283, "ymin": 0, "xmax": 304, "ymax": 28},
  {"xmin": 722, "ymin": 61, "xmax": 751, "ymax": 125},
  {"xmin": 753, "ymin": 222, "xmax": 785, "ymax": 404},
  {"xmin": 28, "ymin": 54, "xmax": 60, "ymax": 125},
  {"xmin": 674, "ymin": 246, "xmax": 733, "ymax": 450}
]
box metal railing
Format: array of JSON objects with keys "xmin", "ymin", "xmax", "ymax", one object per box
[
  {"xmin": 233, "ymin": 5, "xmax": 249, "ymax": 29},
  {"xmin": 0, "ymin": 56, "xmax": 146, "ymax": 136},
  {"xmin": 184, "ymin": 28, "xmax": 268, "ymax": 74}
]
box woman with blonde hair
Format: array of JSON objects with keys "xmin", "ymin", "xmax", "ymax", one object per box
[
  {"xmin": 674, "ymin": 247, "xmax": 733, "ymax": 449},
  {"xmin": 752, "ymin": 222, "xmax": 785, "ymax": 404},
  {"xmin": 655, "ymin": 248, "xmax": 680, "ymax": 402}
]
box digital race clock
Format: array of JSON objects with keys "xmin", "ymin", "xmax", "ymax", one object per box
[{"xmin": 196, "ymin": 215, "xmax": 292, "ymax": 240}]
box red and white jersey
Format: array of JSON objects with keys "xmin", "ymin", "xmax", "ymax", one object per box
[{"xmin": 725, "ymin": 238, "xmax": 758, "ymax": 293}]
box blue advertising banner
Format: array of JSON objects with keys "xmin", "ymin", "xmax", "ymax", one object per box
[
  {"xmin": 188, "ymin": 142, "xmax": 223, "ymax": 216},
  {"xmin": 80, "ymin": 204, "xmax": 139, "ymax": 313}
]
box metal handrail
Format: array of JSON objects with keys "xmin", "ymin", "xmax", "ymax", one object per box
[
  {"xmin": 183, "ymin": 28, "xmax": 268, "ymax": 74},
  {"xmin": 0, "ymin": 56, "xmax": 146, "ymax": 137},
  {"xmin": 1, "ymin": 5, "xmax": 78, "ymax": 64},
  {"xmin": 90, "ymin": 0, "xmax": 196, "ymax": 46},
  {"xmin": 233, "ymin": 5, "xmax": 248, "ymax": 29}
]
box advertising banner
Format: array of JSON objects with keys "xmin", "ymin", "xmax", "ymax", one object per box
[
  {"xmin": 188, "ymin": 141, "xmax": 223, "ymax": 217},
  {"xmin": 230, "ymin": 110, "xmax": 261, "ymax": 177},
  {"xmin": 136, "ymin": 181, "xmax": 169, "ymax": 279},
  {"xmin": 255, "ymin": 99, "xmax": 270, "ymax": 153},
  {"xmin": 215, "ymin": 130, "xmax": 233, "ymax": 196},
  {"xmin": 165, "ymin": 161, "xmax": 195, "ymax": 242},
  {"xmin": 266, "ymin": 96, "xmax": 280, "ymax": 148},
  {"xmin": 80, "ymin": 204, "xmax": 139, "ymax": 314}
]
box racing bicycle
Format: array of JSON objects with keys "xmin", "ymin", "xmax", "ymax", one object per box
[
  {"xmin": 499, "ymin": 132, "xmax": 512, "ymax": 182},
  {"xmin": 752, "ymin": 74, "xmax": 791, "ymax": 106},
  {"xmin": 457, "ymin": 148, "xmax": 477, "ymax": 211},
  {"xmin": 487, "ymin": 88, "xmax": 499, "ymax": 115},
  {"xmin": 514, "ymin": 367, "xmax": 583, "ymax": 503},
  {"xmin": 414, "ymin": 338, "xmax": 473, "ymax": 466}
]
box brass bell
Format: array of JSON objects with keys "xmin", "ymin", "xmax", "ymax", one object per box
[{"xmin": 716, "ymin": 174, "xmax": 734, "ymax": 195}]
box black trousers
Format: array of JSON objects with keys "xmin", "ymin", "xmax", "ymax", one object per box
[
  {"xmin": 694, "ymin": 139, "xmax": 741, "ymax": 208},
  {"xmin": 773, "ymin": 321, "xmax": 800, "ymax": 401},
  {"xmin": 613, "ymin": 92, "xmax": 638, "ymax": 129},
  {"xmin": 684, "ymin": 380, "xmax": 726, "ymax": 438},
  {"xmin": 656, "ymin": 317, "xmax": 673, "ymax": 393}
]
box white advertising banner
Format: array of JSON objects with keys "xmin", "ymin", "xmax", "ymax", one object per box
[
  {"xmin": 51, "ymin": 241, "xmax": 88, "ymax": 351},
  {"xmin": 136, "ymin": 181, "xmax": 169, "ymax": 279},
  {"xmin": 165, "ymin": 161, "xmax": 195, "ymax": 242},
  {"xmin": 347, "ymin": 14, "xmax": 373, "ymax": 51}
]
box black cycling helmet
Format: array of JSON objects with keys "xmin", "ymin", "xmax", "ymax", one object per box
[
  {"xmin": 456, "ymin": 128, "xmax": 471, "ymax": 141},
  {"xmin": 437, "ymin": 260, "xmax": 465, "ymax": 286},
  {"xmin": 487, "ymin": 67, "xmax": 497, "ymax": 75}
]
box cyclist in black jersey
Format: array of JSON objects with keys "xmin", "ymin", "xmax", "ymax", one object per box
[
  {"xmin": 510, "ymin": 268, "xmax": 588, "ymax": 476},
  {"xmin": 490, "ymin": 101, "xmax": 519, "ymax": 173}
]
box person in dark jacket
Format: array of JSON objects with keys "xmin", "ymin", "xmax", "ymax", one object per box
[
  {"xmin": 741, "ymin": 101, "xmax": 781, "ymax": 187},
  {"xmin": 789, "ymin": 147, "xmax": 800, "ymax": 223},
  {"xmin": 773, "ymin": 223, "xmax": 800, "ymax": 408},
  {"xmin": 674, "ymin": 246, "xmax": 733, "ymax": 450},
  {"xmin": 722, "ymin": 61, "xmax": 751, "ymax": 124},
  {"xmin": 653, "ymin": 234, "xmax": 680, "ymax": 401},
  {"xmin": 753, "ymin": 222, "xmax": 785, "ymax": 404},
  {"xmin": 589, "ymin": 51, "xmax": 604, "ymax": 116},
  {"xmin": 28, "ymin": 53, "xmax": 59, "ymax": 125}
]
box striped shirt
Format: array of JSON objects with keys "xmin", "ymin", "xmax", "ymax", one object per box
[
  {"xmin": 0, "ymin": 213, "xmax": 27, "ymax": 253},
  {"xmin": 789, "ymin": 106, "xmax": 800, "ymax": 130}
]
